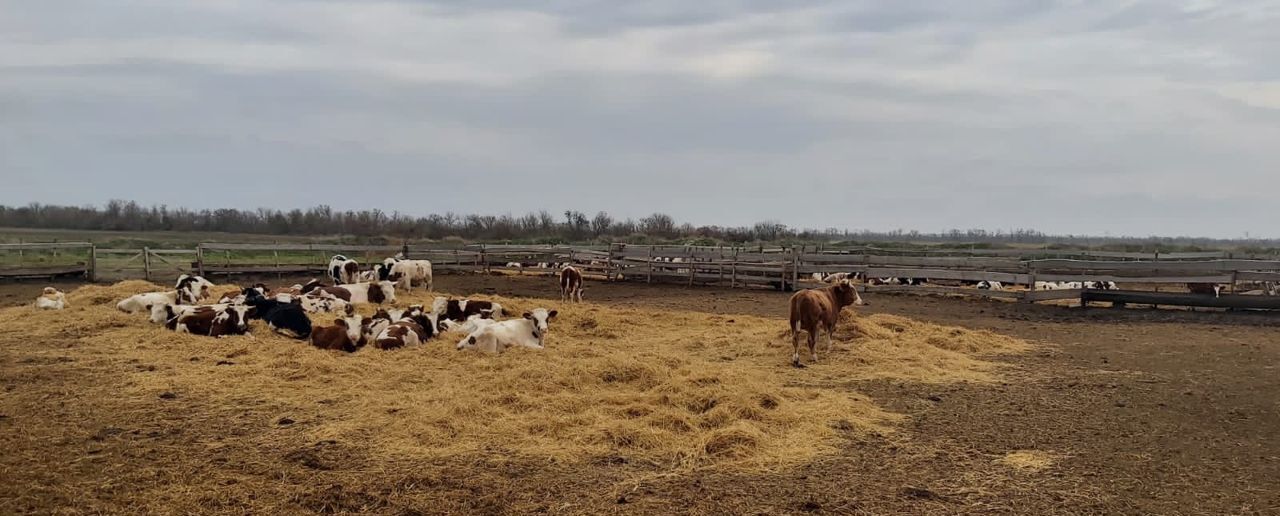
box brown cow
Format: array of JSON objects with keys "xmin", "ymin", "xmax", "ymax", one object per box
[
  {"xmin": 1187, "ymin": 282, "xmax": 1223, "ymax": 297},
  {"xmin": 311, "ymin": 316, "xmax": 364, "ymax": 352},
  {"xmin": 559, "ymin": 265, "xmax": 584, "ymax": 303},
  {"xmin": 788, "ymin": 279, "xmax": 867, "ymax": 367}
]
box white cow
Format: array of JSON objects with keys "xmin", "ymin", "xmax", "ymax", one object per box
[
  {"xmin": 328, "ymin": 255, "xmax": 360, "ymax": 285},
  {"xmin": 976, "ymin": 280, "xmax": 1003, "ymax": 290},
  {"xmin": 457, "ymin": 308, "xmax": 558, "ymax": 353},
  {"xmin": 382, "ymin": 258, "xmax": 433, "ymax": 293},
  {"xmin": 35, "ymin": 287, "xmax": 67, "ymax": 310},
  {"xmin": 117, "ymin": 291, "xmax": 180, "ymax": 314},
  {"xmin": 441, "ymin": 313, "xmax": 498, "ymax": 334},
  {"xmin": 175, "ymin": 274, "xmax": 215, "ymax": 304}
]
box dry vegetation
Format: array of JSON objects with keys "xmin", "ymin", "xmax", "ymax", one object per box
[{"xmin": 0, "ymin": 280, "xmax": 1032, "ymax": 513}]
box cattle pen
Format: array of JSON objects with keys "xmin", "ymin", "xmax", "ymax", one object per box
[{"xmin": 2, "ymin": 241, "xmax": 1280, "ymax": 310}]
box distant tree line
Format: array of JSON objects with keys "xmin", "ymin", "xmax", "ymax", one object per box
[{"xmin": 0, "ymin": 201, "xmax": 1274, "ymax": 250}]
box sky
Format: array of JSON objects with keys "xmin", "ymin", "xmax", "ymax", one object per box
[{"xmin": 2, "ymin": 0, "xmax": 1278, "ymax": 238}]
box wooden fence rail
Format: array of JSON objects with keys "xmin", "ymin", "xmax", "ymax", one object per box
[{"xmin": 4, "ymin": 242, "xmax": 1279, "ymax": 310}]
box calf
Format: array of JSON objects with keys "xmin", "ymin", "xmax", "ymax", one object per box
[
  {"xmin": 118, "ymin": 291, "xmax": 179, "ymax": 314},
  {"xmin": 310, "ymin": 316, "xmax": 366, "ymax": 352},
  {"xmin": 559, "ymin": 265, "xmax": 584, "ymax": 303},
  {"xmin": 458, "ymin": 308, "xmax": 557, "ymax": 353},
  {"xmin": 156, "ymin": 303, "xmax": 250, "ymax": 337},
  {"xmin": 373, "ymin": 319, "xmax": 429, "ymax": 350},
  {"xmin": 441, "ymin": 313, "xmax": 497, "ymax": 335},
  {"xmin": 328, "ymin": 255, "xmax": 360, "ymax": 285},
  {"xmin": 433, "ymin": 297, "xmax": 504, "ymax": 327},
  {"xmin": 35, "ymin": 287, "xmax": 68, "ymax": 310},
  {"xmin": 976, "ymin": 280, "xmax": 1003, "ymax": 290},
  {"xmin": 316, "ymin": 281, "xmax": 396, "ymax": 305},
  {"xmin": 1187, "ymin": 283, "xmax": 1223, "ymax": 297},
  {"xmin": 822, "ymin": 272, "xmax": 862, "ymax": 284},
  {"xmin": 788, "ymin": 279, "xmax": 867, "ymax": 368},
  {"xmin": 381, "ymin": 258, "xmax": 433, "ymax": 293},
  {"xmin": 175, "ymin": 274, "xmax": 215, "ymax": 305},
  {"xmin": 244, "ymin": 293, "xmax": 312, "ymax": 339}
]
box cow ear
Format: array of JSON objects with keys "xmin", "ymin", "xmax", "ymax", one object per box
[
  {"xmin": 547, "ymin": 310, "xmax": 558, "ymax": 319},
  {"xmin": 523, "ymin": 312, "xmax": 533, "ymax": 320},
  {"xmin": 333, "ymin": 319, "xmax": 346, "ymax": 327}
]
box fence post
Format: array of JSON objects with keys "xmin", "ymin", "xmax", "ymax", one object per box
[
  {"xmin": 646, "ymin": 246, "xmax": 653, "ymax": 284},
  {"xmin": 88, "ymin": 244, "xmax": 97, "ymax": 282},
  {"xmin": 143, "ymin": 247, "xmax": 152, "ymax": 281},
  {"xmin": 196, "ymin": 245, "xmax": 205, "ymax": 277},
  {"xmin": 791, "ymin": 247, "xmax": 800, "ymax": 289},
  {"xmin": 687, "ymin": 249, "xmax": 695, "ymax": 287},
  {"xmin": 731, "ymin": 248, "xmax": 738, "ymax": 288}
]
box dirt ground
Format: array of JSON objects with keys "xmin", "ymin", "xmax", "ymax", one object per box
[{"xmin": 1, "ymin": 274, "xmax": 1278, "ymax": 515}]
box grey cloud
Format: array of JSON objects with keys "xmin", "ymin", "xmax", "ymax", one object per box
[{"xmin": 2, "ymin": 0, "xmax": 1279, "ymax": 238}]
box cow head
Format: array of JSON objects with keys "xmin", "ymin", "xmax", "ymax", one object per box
[
  {"xmin": 833, "ymin": 279, "xmax": 867, "ymax": 307},
  {"xmin": 148, "ymin": 303, "xmax": 174, "ymax": 324},
  {"xmin": 523, "ymin": 308, "xmax": 558, "ymax": 336}
]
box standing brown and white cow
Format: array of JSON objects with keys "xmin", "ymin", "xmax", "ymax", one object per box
[
  {"xmin": 788, "ymin": 279, "xmax": 867, "ymax": 368},
  {"xmin": 559, "ymin": 265, "xmax": 583, "ymax": 303}
]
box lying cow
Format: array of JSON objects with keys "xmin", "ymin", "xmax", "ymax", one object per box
[
  {"xmin": 433, "ymin": 297, "xmax": 504, "ymax": 328},
  {"xmin": 788, "ymin": 279, "xmax": 867, "ymax": 368},
  {"xmin": 244, "ymin": 292, "xmax": 312, "ymax": 339},
  {"xmin": 35, "ymin": 287, "xmax": 68, "ymax": 310},
  {"xmin": 328, "ymin": 255, "xmax": 360, "ymax": 285},
  {"xmin": 296, "ymin": 291, "xmax": 352, "ymax": 314},
  {"xmin": 310, "ymin": 315, "xmax": 366, "ymax": 353},
  {"xmin": 313, "ymin": 281, "xmax": 397, "ymax": 305},
  {"xmin": 976, "ymin": 280, "xmax": 1003, "ymax": 291},
  {"xmin": 175, "ymin": 274, "xmax": 215, "ymax": 304},
  {"xmin": 118, "ymin": 291, "xmax": 180, "ymax": 314},
  {"xmin": 457, "ymin": 308, "xmax": 557, "ymax": 353},
  {"xmin": 440, "ymin": 313, "xmax": 497, "ymax": 334},
  {"xmin": 559, "ymin": 265, "xmax": 583, "ymax": 303},
  {"xmin": 822, "ymin": 272, "xmax": 862, "ymax": 284},
  {"xmin": 152, "ymin": 303, "xmax": 251, "ymax": 337}
]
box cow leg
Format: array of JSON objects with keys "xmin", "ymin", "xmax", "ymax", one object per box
[
  {"xmin": 791, "ymin": 323, "xmax": 804, "ymax": 368},
  {"xmin": 808, "ymin": 329, "xmax": 818, "ymax": 363}
]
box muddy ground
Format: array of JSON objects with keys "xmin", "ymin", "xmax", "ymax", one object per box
[{"xmin": 1, "ymin": 274, "xmax": 1278, "ymax": 515}]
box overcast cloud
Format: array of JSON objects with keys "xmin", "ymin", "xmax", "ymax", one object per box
[{"xmin": 2, "ymin": 0, "xmax": 1278, "ymax": 237}]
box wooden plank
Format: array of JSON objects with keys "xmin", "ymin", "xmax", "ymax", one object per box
[
  {"xmin": 864, "ymin": 285, "xmax": 1024, "ymax": 300},
  {"xmin": 1236, "ymin": 271, "xmax": 1280, "ymax": 282},
  {"xmin": 1023, "ymin": 289, "xmax": 1083, "ymax": 302},
  {"xmin": 1034, "ymin": 273, "xmax": 1234, "ymax": 284},
  {"xmin": 1082, "ymin": 290, "xmax": 1280, "ymax": 310},
  {"xmin": 864, "ymin": 267, "xmax": 1030, "ymax": 284},
  {"xmin": 1028, "ymin": 259, "xmax": 1280, "ymax": 272},
  {"xmin": 0, "ymin": 242, "xmax": 94, "ymax": 250},
  {"xmin": 199, "ymin": 243, "xmax": 403, "ymax": 252},
  {"xmin": 0, "ymin": 265, "xmax": 89, "ymax": 277}
]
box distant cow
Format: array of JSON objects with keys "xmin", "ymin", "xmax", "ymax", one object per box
[
  {"xmin": 559, "ymin": 265, "xmax": 584, "ymax": 303},
  {"xmin": 175, "ymin": 274, "xmax": 215, "ymax": 304},
  {"xmin": 822, "ymin": 272, "xmax": 862, "ymax": 284},
  {"xmin": 976, "ymin": 280, "xmax": 1003, "ymax": 291},
  {"xmin": 35, "ymin": 287, "xmax": 67, "ymax": 310},
  {"xmin": 1187, "ymin": 283, "xmax": 1223, "ymax": 297},
  {"xmin": 457, "ymin": 308, "xmax": 557, "ymax": 353},
  {"xmin": 314, "ymin": 281, "xmax": 397, "ymax": 305},
  {"xmin": 328, "ymin": 255, "xmax": 360, "ymax": 285},
  {"xmin": 788, "ymin": 279, "xmax": 867, "ymax": 368}
]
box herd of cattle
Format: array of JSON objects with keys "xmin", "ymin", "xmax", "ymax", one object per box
[
  {"xmin": 32, "ymin": 254, "xmax": 589, "ymax": 355},
  {"xmin": 28, "ymin": 254, "xmax": 1276, "ymax": 365}
]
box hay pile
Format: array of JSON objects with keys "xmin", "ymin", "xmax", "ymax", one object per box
[{"xmin": 0, "ymin": 281, "xmax": 1030, "ymax": 475}]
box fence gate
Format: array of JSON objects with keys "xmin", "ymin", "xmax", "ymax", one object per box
[{"xmin": 91, "ymin": 247, "xmax": 196, "ymax": 281}]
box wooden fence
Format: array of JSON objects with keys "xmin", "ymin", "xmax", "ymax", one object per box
[{"xmin": 4, "ymin": 242, "xmax": 1278, "ymax": 309}]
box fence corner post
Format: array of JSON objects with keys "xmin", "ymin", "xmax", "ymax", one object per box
[
  {"xmin": 196, "ymin": 244, "xmax": 205, "ymax": 277},
  {"xmin": 88, "ymin": 244, "xmax": 97, "ymax": 282}
]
